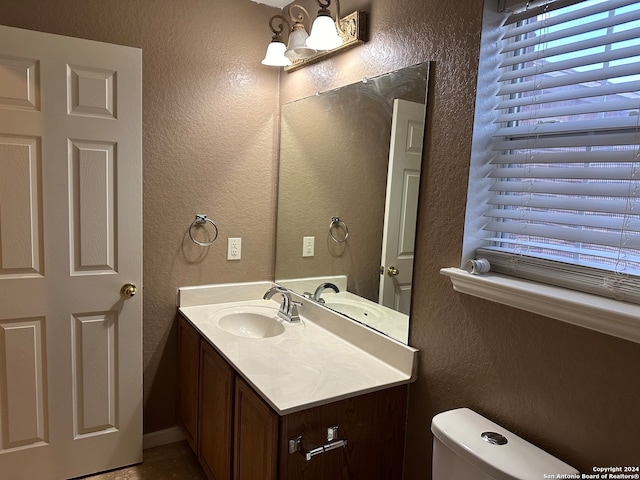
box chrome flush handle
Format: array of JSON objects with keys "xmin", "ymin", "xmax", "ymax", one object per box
[{"xmin": 289, "ymin": 426, "xmax": 348, "ymax": 461}]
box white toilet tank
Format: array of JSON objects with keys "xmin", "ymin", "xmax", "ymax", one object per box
[{"xmin": 431, "ymin": 408, "xmax": 579, "ymax": 480}]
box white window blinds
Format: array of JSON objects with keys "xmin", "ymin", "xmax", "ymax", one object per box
[{"xmin": 473, "ymin": 0, "xmax": 640, "ymax": 303}]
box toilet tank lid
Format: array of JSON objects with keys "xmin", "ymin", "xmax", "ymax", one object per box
[{"xmin": 431, "ymin": 408, "xmax": 579, "ymax": 480}]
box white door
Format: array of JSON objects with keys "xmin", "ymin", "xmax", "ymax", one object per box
[
  {"xmin": 379, "ymin": 99, "xmax": 425, "ymax": 314},
  {"xmin": 0, "ymin": 26, "xmax": 142, "ymax": 479}
]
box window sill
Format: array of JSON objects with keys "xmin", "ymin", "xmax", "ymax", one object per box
[{"xmin": 440, "ymin": 267, "xmax": 640, "ymax": 345}]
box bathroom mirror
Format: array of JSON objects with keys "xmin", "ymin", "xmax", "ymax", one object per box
[{"xmin": 275, "ymin": 62, "xmax": 430, "ymax": 344}]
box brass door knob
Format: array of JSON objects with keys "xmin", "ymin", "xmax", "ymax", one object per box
[
  {"xmin": 387, "ymin": 266, "xmax": 399, "ymax": 276},
  {"xmin": 121, "ymin": 283, "xmax": 137, "ymax": 298}
]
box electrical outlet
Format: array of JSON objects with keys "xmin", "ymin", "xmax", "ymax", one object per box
[
  {"xmin": 228, "ymin": 237, "xmax": 241, "ymax": 260},
  {"xmin": 303, "ymin": 236, "xmax": 315, "ymax": 257}
]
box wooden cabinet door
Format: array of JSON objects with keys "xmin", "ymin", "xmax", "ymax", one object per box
[
  {"xmin": 199, "ymin": 341, "xmax": 234, "ymax": 480},
  {"xmin": 177, "ymin": 316, "xmax": 201, "ymax": 451},
  {"xmin": 234, "ymin": 378, "xmax": 278, "ymax": 480}
]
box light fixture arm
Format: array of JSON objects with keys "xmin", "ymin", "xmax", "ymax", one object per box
[
  {"xmin": 268, "ymin": 14, "xmax": 291, "ymax": 42},
  {"xmin": 288, "ymin": 4, "xmax": 312, "ymax": 29}
]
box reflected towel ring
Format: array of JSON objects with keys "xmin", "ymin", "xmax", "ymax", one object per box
[
  {"xmin": 329, "ymin": 216, "xmax": 349, "ymax": 243},
  {"xmin": 189, "ymin": 214, "xmax": 219, "ymax": 246}
]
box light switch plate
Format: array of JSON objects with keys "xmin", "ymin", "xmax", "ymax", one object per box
[
  {"xmin": 303, "ymin": 236, "xmax": 314, "ymax": 257},
  {"xmin": 228, "ymin": 238, "xmax": 241, "ymax": 260}
]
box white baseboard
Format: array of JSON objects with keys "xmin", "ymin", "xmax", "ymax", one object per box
[{"xmin": 143, "ymin": 426, "xmax": 185, "ymax": 450}]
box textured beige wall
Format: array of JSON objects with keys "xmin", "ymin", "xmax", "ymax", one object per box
[
  {"xmin": 3, "ymin": 0, "xmax": 640, "ymax": 477},
  {"xmin": 1, "ymin": 0, "xmax": 279, "ymax": 433}
]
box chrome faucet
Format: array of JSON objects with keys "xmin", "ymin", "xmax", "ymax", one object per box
[
  {"xmin": 263, "ymin": 286, "xmax": 301, "ymax": 323},
  {"xmin": 313, "ymin": 282, "xmax": 340, "ymax": 303}
]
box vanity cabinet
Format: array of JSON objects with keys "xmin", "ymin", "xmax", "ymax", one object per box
[{"xmin": 178, "ymin": 315, "xmax": 407, "ymax": 480}]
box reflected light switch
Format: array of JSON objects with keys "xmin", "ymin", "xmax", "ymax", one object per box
[{"xmin": 303, "ymin": 236, "xmax": 314, "ymax": 257}]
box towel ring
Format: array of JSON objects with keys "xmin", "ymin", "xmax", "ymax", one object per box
[
  {"xmin": 329, "ymin": 216, "xmax": 349, "ymax": 243},
  {"xmin": 189, "ymin": 214, "xmax": 219, "ymax": 246}
]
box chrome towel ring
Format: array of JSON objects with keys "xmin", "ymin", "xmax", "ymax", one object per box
[
  {"xmin": 329, "ymin": 216, "xmax": 349, "ymax": 243},
  {"xmin": 189, "ymin": 214, "xmax": 219, "ymax": 246}
]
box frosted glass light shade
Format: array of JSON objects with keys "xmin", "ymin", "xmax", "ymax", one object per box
[
  {"xmin": 306, "ymin": 13, "xmax": 343, "ymax": 51},
  {"xmin": 285, "ymin": 26, "xmax": 317, "ymax": 60},
  {"xmin": 262, "ymin": 41, "xmax": 292, "ymax": 66}
]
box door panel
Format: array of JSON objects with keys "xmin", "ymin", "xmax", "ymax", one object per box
[
  {"xmin": 72, "ymin": 312, "xmax": 118, "ymax": 437},
  {"xmin": 0, "ymin": 25, "xmax": 142, "ymax": 479},
  {"xmin": 0, "ymin": 318, "xmax": 48, "ymax": 449},
  {"xmin": 69, "ymin": 140, "xmax": 117, "ymax": 273},
  {"xmin": 0, "ymin": 55, "xmax": 39, "ymax": 111},
  {"xmin": 0, "ymin": 135, "xmax": 43, "ymax": 276}
]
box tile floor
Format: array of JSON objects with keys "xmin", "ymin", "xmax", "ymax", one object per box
[{"xmin": 80, "ymin": 441, "xmax": 207, "ymax": 480}]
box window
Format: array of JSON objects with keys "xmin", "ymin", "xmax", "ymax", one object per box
[{"xmin": 464, "ymin": 0, "xmax": 640, "ymax": 304}]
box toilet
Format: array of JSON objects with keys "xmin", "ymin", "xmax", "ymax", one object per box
[{"xmin": 431, "ymin": 408, "xmax": 579, "ymax": 480}]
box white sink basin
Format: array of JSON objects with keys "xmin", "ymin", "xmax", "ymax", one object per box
[
  {"xmin": 323, "ymin": 299, "xmax": 385, "ymax": 325},
  {"xmin": 215, "ymin": 306, "xmax": 285, "ymax": 338}
]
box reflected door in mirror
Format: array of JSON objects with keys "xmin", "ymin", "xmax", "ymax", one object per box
[{"xmin": 379, "ymin": 99, "xmax": 425, "ymax": 314}]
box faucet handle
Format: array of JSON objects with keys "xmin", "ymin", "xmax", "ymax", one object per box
[{"xmin": 288, "ymin": 300, "xmax": 302, "ymax": 322}]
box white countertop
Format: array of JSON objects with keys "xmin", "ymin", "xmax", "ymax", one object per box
[{"xmin": 178, "ymin": 283, "xmax": 418, "ymax": 415}]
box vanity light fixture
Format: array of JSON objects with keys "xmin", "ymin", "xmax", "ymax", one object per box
[
  {"xmin": 261, "ymin": 0, "xmax": 366, "ymax": 72},
  {"xmin": 261, "ymin": 14, "xmax": 293, "ymax": 66}
]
